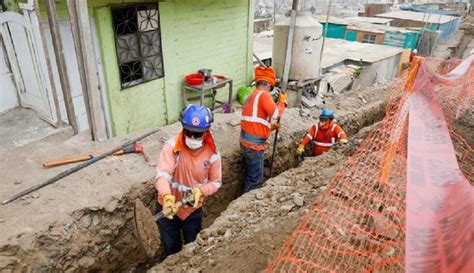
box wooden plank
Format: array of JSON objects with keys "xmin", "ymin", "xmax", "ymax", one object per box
[
  {"xmin": 68, "ymin": 0, "xmax": 107, "ymax": 140},
  {"xmin": 45, "ymin": 0, "xmax": 78, "ymax": 134}
]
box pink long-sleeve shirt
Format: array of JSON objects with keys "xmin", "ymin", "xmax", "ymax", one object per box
[{"xmin": 155, "ymin": 131, "xmax": 222, "ymax": 220}]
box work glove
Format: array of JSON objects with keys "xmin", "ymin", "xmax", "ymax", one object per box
[
  {"xmin": 278, "ymin": 91, "xmax": 288, "ymax": 106},
  {"xmin": 189, "ymin": 187, "xmax": 203, "ymax": 208},
  {"xmin": 339, "ymin": 139, "xmax": 348, "ymax": 144},
  {"xmin": 271, "ymin": 123, "xmax": 281, "ymax": 131},
  {"xmin": 296, "ymin": 144, "xmax": 305, "ymax": 156},
  {"xmin": 162, "ymin": 194, "xmax": 178, "ymax": 220}
]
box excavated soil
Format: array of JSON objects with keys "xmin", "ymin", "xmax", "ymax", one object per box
[
  {"xmin": 0, "ymin": 86, "xmax": 388, "ymax": 272},
  {"xmin": 148, "ymin": 123, "xmax": 380, "ymax": 273}
]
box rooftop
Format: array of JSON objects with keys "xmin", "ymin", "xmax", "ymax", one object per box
[
  {"xmin": 253, "ymin": 31, "xmax": 404, "ymax": 69},
  {"xmin": 314, "ymin": 15, "xmax": 349, "ymax": 25},
  {"xmin": 346, "ymin": 22, "xmax": 419, "ymax": 34},
  {"xmin": 376, "ymin": 10, "xmax": 458, "ymax": 24},
  {"xmin": 322, "ymin": 38, "xmax": 404, "ymax": 66},
  {"xmin": 345, "ymin": 16, "xmax": 393, "ymax": 25}
]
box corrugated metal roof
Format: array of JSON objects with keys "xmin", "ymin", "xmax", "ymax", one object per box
[
  {"xmin": 346, "ymin": 22, "xmax": 418, "ymax": 34},
  {"xmin": 375, "ymin": 10, "xmax": 458, "ymax": 24},
  {"xmin": 323, "ymin": 38, "xmax": 404, "ymax": 64},
  {"xmin": 253, "ymin": 32, "xmax": 403, "ymax": 69},
  {"xmin": 314, "ymin": 15, "xmax": 349, "ymax": 25},
  {"xmin": 345, "ymin": 16, "xmax": 393, "ymax": 24}
]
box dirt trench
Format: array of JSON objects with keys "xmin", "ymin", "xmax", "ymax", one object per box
[
  {"xmin": 0, "ymin": 87, "xmax": 388, "ymax": 272},
  {"xmin": 148, "ymin": 118, "xmax": 383, "ymax": 273}
]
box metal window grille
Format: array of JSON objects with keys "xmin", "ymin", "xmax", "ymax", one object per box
[
  {"xmin": 112, "ymin": 4, "xmax": 164, "ymax": 89},
  {"xmin": 362, "ymin": 33, "xmax": 376, "ymax": 44}
]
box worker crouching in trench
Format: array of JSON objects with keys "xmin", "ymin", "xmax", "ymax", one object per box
[
  {"xmin": 296, "ymin": 109, "xmax": 348, "ymax": 157},
  {"xmin": 154, "ymin": 104, "xmax": 222, "ymax": 258}
]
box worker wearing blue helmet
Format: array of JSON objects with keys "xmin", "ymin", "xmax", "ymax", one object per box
[
  {"xmin": 155, "ymin": 104, "xmax": 222, "ymax": 257},
  {"xmin": 296, "ymin": 109, "xmax": 348, "ymax": 156}
]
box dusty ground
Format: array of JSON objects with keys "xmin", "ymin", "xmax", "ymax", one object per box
[{"xmin": 0, "ymin": 83, "xmax": 388, "ymax": 272}]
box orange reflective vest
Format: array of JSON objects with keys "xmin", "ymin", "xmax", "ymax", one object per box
[
  {"xmin": 240, "ymin": 89, "xmax": 286, "ymax": 151},
  {"xmin": 300, "ymin": 120, "xmax": 347, "ymax": 156}
]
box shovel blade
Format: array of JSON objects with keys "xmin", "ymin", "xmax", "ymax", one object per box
[{"xmin": 133, "ymin": 199, "xmax": 161, "ymax": 258}]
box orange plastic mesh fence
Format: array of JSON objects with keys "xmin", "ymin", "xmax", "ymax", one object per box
[{"xmin": 267, "ymin": 56, "xmax": 473, "ymax": 273}]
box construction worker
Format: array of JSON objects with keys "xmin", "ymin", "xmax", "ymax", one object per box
[
  {"xmin": 155, "ymin": 104, "xmax": 222, "ymax": 257},
  {"xmin": 296, "ymin": 109, "xmax": 348, "ymax": 157},
  {"xmin": 240, "ymin": 66, "xmax": 288, "ymax": 193},
  {"xmin": 410, "ymin": 49, "xmax": 418, "ymax": 62}
]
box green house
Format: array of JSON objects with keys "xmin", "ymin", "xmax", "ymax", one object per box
[
  {"xmin": 383, "ymin": 30, "xmax": 419, "ymax": 50},
  {"xmin": 6, "ymin": 0, "xmax": 254, "ymax": 136},
  {"xmin": 315, "ymin": 16, "xmax": 348, "ymax": 40}
]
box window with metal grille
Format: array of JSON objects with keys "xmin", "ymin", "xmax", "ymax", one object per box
[
  {"xmin": 112, "ymin": 4, "xmax": 164, "ymax": 88},
  {"xmin": 362, "ymin": 33, "xmax": 376, "ymax": 44}
]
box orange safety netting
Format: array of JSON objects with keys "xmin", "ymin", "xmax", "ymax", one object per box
[{"xmin": 268, "ymin": 56, "xmax": 474, "ymax": 273}]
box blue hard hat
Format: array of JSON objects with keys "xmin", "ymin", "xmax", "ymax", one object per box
[
  {"xmin": 320, "ymin": 109, "xmax": 334, "ymax": 119},
  {"xmin": 181, "ymin": 104, "xmax": 214, "ymax": 133}
]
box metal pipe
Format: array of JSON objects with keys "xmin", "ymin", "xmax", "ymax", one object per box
[{"xmin": 2, "ymin": 128, "xmax": 160, "ymax": 205}]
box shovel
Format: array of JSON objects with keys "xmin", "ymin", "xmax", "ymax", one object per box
[
  {"xmin": 133, "ymin": 193, "xmax": 195, "ymax": 257},
  {"xmin": 268, "ymin": 117, "xmax": 281, "ymax": 178}
]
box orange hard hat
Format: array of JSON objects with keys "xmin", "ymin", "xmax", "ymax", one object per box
[{"xmin": 255, "ymin": 66, "xmax": 276, "ymax": 86}]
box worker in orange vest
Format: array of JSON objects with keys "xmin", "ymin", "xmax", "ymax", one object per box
[
  {"xmin": 240, "ymin": 66, "xmax": 288, "ymax": 193},
  {"xmin": 296, "ymin": 109, "xmax": 348, "ymax": 156}
]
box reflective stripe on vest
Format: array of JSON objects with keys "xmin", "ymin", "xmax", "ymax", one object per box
[
  {"xmin": 312, "ymin": 141, "xmax": 334, "ymax": 147},
  {"xmin": 311, "ymin": 123, "xmax": 338, "ymax": 147},
  {"xmin": 313, "ymin": 124, "xmax": 319, "ymax": 139},
  {"xmin": 241, "ymin": 91, "xmax": 271, "ymax": 128},
  {"xmin": 240, "ymin": 130, "xmax": 267, "ymax": 146}
]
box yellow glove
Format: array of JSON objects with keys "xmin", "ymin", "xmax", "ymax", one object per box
[
  {"xmin": 271, "ymin": 123, "xmax": 281, "ymax": 131},
  {"xmin": 162, "ymin": 195, "xmax": 178, "ymax": 219},
  {"xmin": 189, "ymin": 188, "xmax": 203, "ymax": 208},
  {"xmin": 296, "ymin": 144, "xmax": 305, "ymax": 156},
  {"xmin": 340, "ymin": 139, "xmax": 348, "ymax": 144},
  {"xmin": 278, "ymin": 92, "xmax": 288, "ymax": 106}
]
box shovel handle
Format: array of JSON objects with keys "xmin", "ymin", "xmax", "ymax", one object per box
[
  {"xmin": 154, "ymin": 201, "xmax": 183, "ymax": 221},
  {"xmin": 43, "ymin": 155, "xmax": 93, "ymax": 168}
]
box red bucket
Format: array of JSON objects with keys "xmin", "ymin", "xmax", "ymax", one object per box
[{"xmin": 185, "ymin": 73, "xmax": 205, "ymax": 85}]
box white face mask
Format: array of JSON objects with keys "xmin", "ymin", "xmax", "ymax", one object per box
[{"xmin": 185, "ymin": 136, "xmax": 203, "ymax": 150}]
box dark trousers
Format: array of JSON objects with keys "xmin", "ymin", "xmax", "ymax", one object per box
[
  {"xmin": 240, "ymin": 144, "xmax": 265, "ymax": 194},
  {"xmin": 156, "ymin": 207, "xmax": 203, "ymax": 257}
]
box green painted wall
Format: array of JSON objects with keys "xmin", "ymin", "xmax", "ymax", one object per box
[
  {"xmin": 3, "ymin": 0, "xmax": 20, "ymax": 12},
  {"xmin": 346, "ymin": 31, "xmax": 357, "ymax": 41},
  {"xmin": 157, "ymin": 0, "xmax": 253, "ymax": 124},
  {"xmin": 383, "ymin": 31, "xmax": 419, "ymax": 50},
  {"xmin": 403, "ymin": 32, "xmax": 419, "ymax": 50},
  {"xmin": 95, "ymin": 6, "xmax": 168, "ymax": 136},
  {"xmin": 321, "ymin": 23, "xmax": 347, "ymax": 39},
  {"xmin": 28, "ymin": 0, "xmax": 253, "ymax": 136}
]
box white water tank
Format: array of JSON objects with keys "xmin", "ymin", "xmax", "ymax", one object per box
[{"xmin": 273, "ymin": 11, "xmax": 323, "ymax": 81}]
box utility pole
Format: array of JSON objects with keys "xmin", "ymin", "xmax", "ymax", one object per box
[
  {"xmin": 45, "ymin": 0, "xmax": 78, "ymax": 134},
  {"xmin": 281, "ymin": 0, "xmax": 299, "ymax": 91},
  {"xmin": 319, "ymin": 0, "xmax": 333, "ymax": 76}
]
